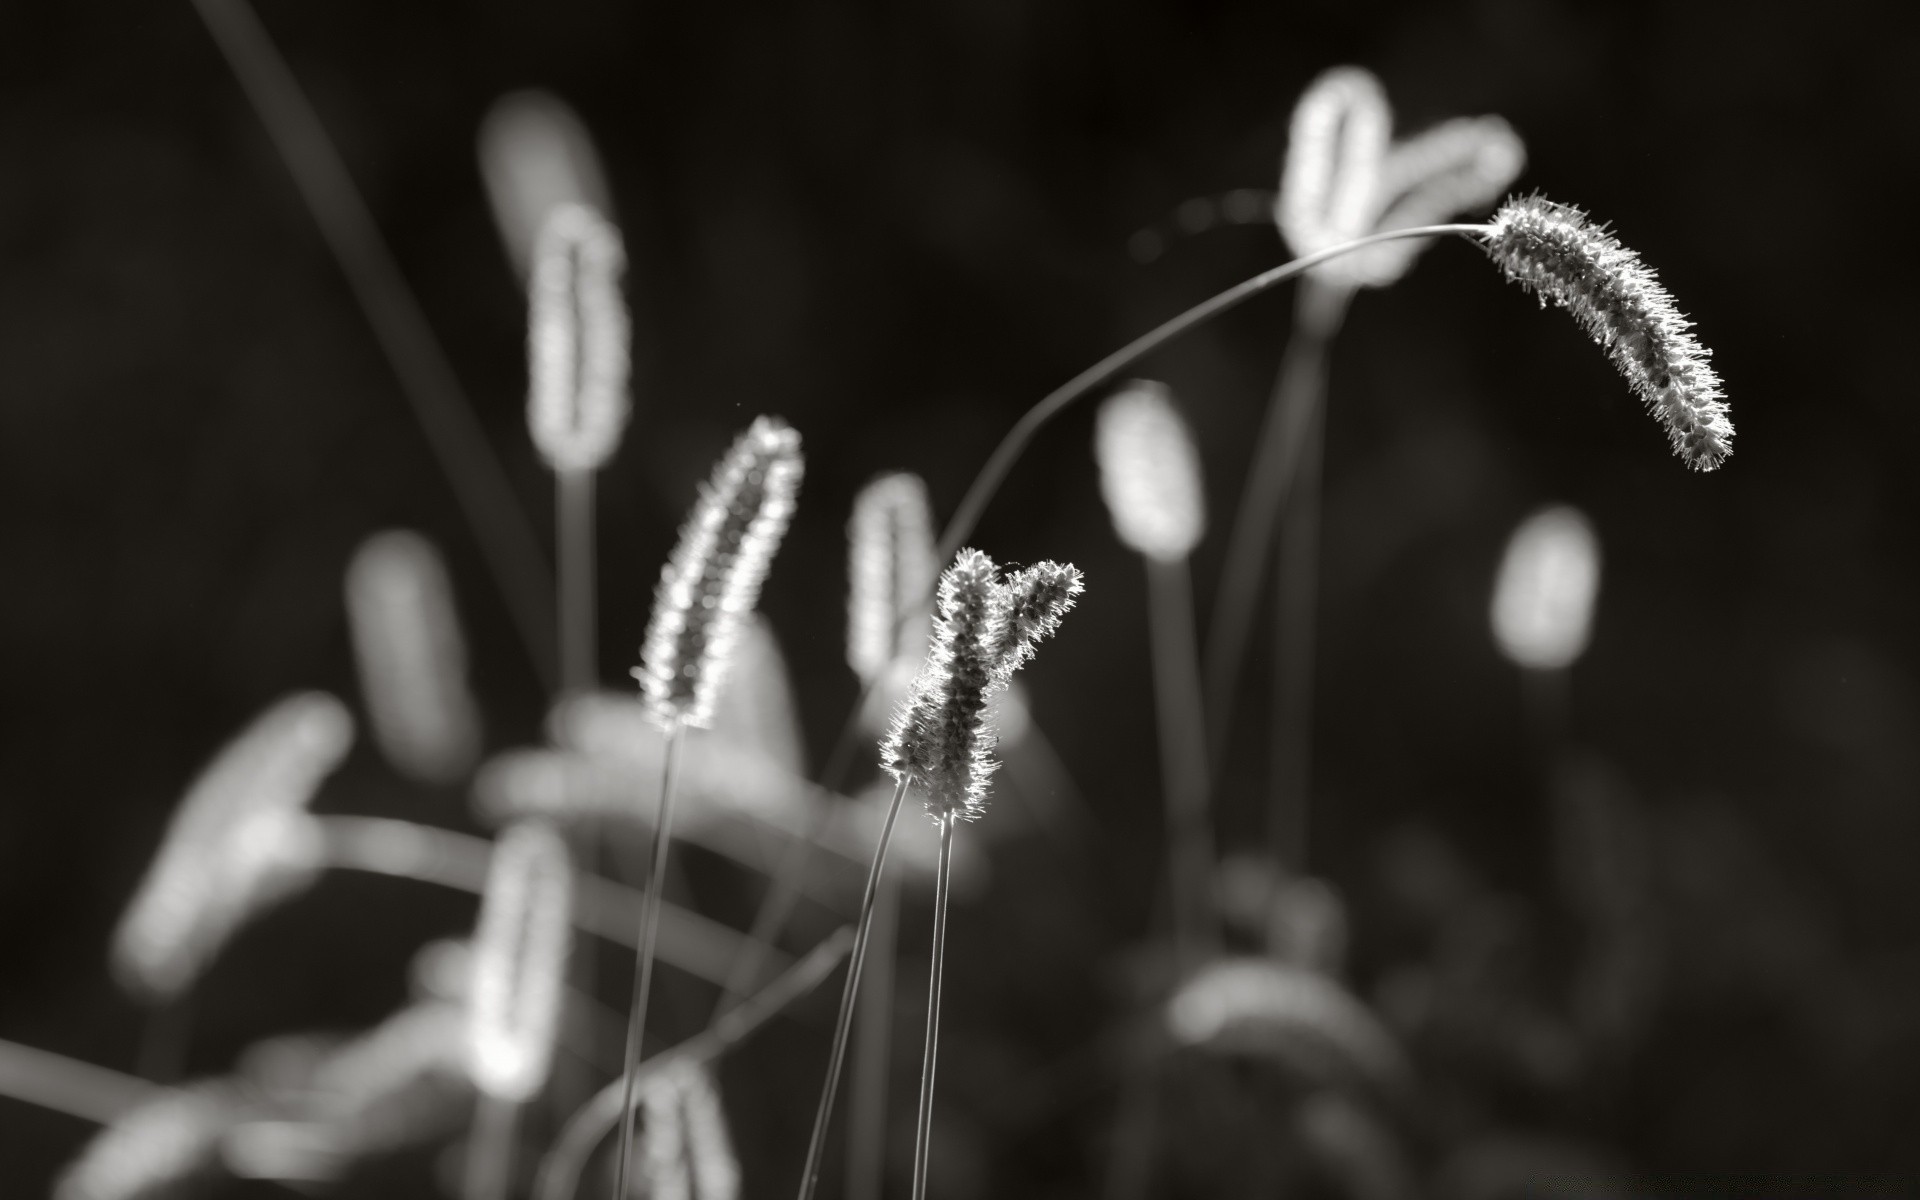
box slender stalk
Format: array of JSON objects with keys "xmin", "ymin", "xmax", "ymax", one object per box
[
  {"xmin": 613, "ymin": 720, "xmax": 685, "ymax": 1200},
  {"xmin": 908, "ymin": 815, "xmax": 956, "ymax": 1200},
  {"xmin": 933, "ymin": 225, "xmax": 1485, "ymax": 565},
  {"xmin": 536, "ymin": 926, "xmax": 856, "ymax": 1200},
  {"xmin": 557, "ymin": 467, "xmax": 597, "ymax": 697},
  {"xmin": 1144, "ymin": 556, "xmax": 1216, "ymax": 967},
  {"xmin": 186, "ymin": 0, "xmax": 556, "ymax": 689},
  {"xmin": 1201, "ymin": 280, "xmax": 1350, "ymax": 776},
  {"xmin": 846, "ymin": 869, "xmax": 901, "ymax": 1200},
  {"xmin": 464, "ymin": 1093, "xmax": 520, "ymax": 1200},
  {"xmin": 0, "ymin": 1038, "xmax": 159, "ymax": 1125},
  {"xmin": 1269, "ymin": 372, "xmax": 1326, "ymax": 871},
  {"xmin": 135, "ymin": 991, "xmax": 193, "ymax": 1084},
  {"xmin": 795, "ymin": 776, "xmax": 909, "ymax": 1200}
]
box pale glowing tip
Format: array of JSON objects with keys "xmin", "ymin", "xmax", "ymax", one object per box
[{"xmin": 1490, "ymin": 504, "xmax": 1602, "ymax": 671}]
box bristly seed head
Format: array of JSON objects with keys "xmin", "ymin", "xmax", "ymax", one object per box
[
  {"xmin": 635, "ymin": 417, "xmax": 804, "ymax": 730},
  {"xmin": 527, "ymin": 202, "xmax": 632, "ymax": 474},
  {"xmin": 846, "ymin": 472, "xmax": 937, "ymax": 686},
  {"xmin": 1482, "ymin": 195, "xmax": 1732, "ymax": 470},
  {"xmin": 881, "ymin": 550, "xmax": 1083, "ymax": 823}
]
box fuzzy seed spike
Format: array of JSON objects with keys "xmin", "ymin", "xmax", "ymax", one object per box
[
  {"xmin": 995, "ymin": 561, "xmax": 1085, "ymax": 681},
  {"xmin": 635, "ymin": 417, "xmax": 804, "ymax": 729},
  {"xmin": 846, "ymin": 472, "xmax": 937, "ymax": 685},
  {"xmin": 1276, "ymin": 67, "xmax": 1391, "ymax": 271},
  {"xmin": 1094, "ymin": 381, "xmax": 1207, "ymax": 562},
  {"xmin": 527, "ymin": 202, "xmax": 631, "ymax": 473},
  {"xmin": 467, "ymin": 820, "xmax": 573, "ymax": 1102},
  {"xmin": 1482, "ymin": 195, "xmax": 1732, "ymax": 470}
]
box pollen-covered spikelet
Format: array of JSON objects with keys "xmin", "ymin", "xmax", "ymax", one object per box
[
  {"xmin": 1332, "ymin": 115, "xmax": 1527, "ymax": 289},
  {"xmin": 994, "ymin": 561, "xmax": 1084, "ymax": 681},
  {"xmin": 55, "ymin": 1083, "xmax": 238, "ymax": 1200},
  {"xmin": 466, "ymin": 820, "xmax": 573, "ymax": 1102},
  {"xmin": 527, "ymin": 202, "xmax": 631, "ymax": 473},
  {"xmin": 477, "ymin": 90, "xmax": 614, "ymax": 279},
  {"xmin": 1482, "ymin": 195, "xmax": 1732, "ymax": 469},
  {"xmin": 111, "ymin": 693, "xmax": 353, "ymax": 1002},
  {"xmin": 635, "ymin": 417, "xmax": 804, "ymax": 729},
  {"xmin": 846, "ymin": 472, "xmax": 937, "ymax": 686},
  {"xmin": 344, "ymin": 530, "xmax": 483, "ymax": 784},
  {"xmin": 1490, "ymin": 504, "xmax": 1602, "ymax": 671},
  {"xmin": 1166, "ymin": 957, "xmax": 1407, "ymax": 1094},
  {"xmin": 1275, "ymin": 66, "xmax": 1391, "ymax": 273},
  {"xmin": 1094, "ymin": 380, "xmax": 1206, "ymax": 563}
]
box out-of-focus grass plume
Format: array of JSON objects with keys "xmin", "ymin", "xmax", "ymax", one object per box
[
  {"xmin": 477, "ymin": 91, "xmax": 614, "ymax": 281},
  {"xmin": 55, "ymin": 1083, "xmax": 237, "ymax": 1200},
  {"xmin": 1276, "ymin": 67, "xmax": 1390, "ymax": 280},
  {"xmin": 110, "ymin": 693, "xmax": 353, "ymax": 1002},
  {"xmin": 1095, "ymin": 380, "xmax": 1207, "ymax": 563},
  {"xmin": 847, "ymin": 472, "xmax": 937, "ymax": 719},
  {"xmin": 467, "ymin": 821, "xmax": 573, "ymax": 1103},
  {"xmin": 345, "ymin": 530, "xmax": 483, "ymax": 784},
  {"xmin": 1166, "ymin": 957, "xmax": 1408, "ymax": 1096},
  {"xmin": 526, "ymin": 202, "xmax": 631, "ymax": 475},
  {"xmin": 1489, "ymin": 504, "xmax": 1601, "ymax": 671}
]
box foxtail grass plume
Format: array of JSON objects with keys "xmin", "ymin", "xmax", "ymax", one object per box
[
  {"xmin": 635, "ymin": 1063, "xmax": 738, "ymax": 1200},
  {"xmin": 1275, "ymin": 67, "xmax": 1390, "ymax": 274},
  {"xmin": 344, "ymin": 530, "xmax": 483, "ymax": 784},
  {"xmin": 527, "ymin": 202, "xmax": 631, "ymax": 473},
  {"xmin": 846, "ymin": 472, "xmax": 937, "ymax": 685},
  {"xmin": 882, "ymin": 551, "xmax": 1082, "ymax": 822},
  {"xmin": 1490, "ymin": 504, "xmax": 1602, "ymax": 671},
  {"xmin": 1166, "ymin": 957, "xmax": 1407, "ymax": 1093},
  {"xmin": 710, "ymin": 613, "xmax": 809, "ymax": 777},
  {"xmin": 55, "ymin": 1084, "xmax": 237, "ymax": 1200},
  {"xmin": 477, "ymin": 90, "xmax": 614, "ymax": 279},
  {"xmin": 1332, "ymin": 116, "xmax": 1527, "ymax": 289},
  {"xmin": 1094, "ymin": 380, "xmax": 1207, "ymax": 562},
  {"xmin": 467, "ymin": 821, "xmax": 574, "ymax": 1102},
  {"xmin": 111, "ymin": 693, "xmax": 353, "ymax": 1001},
  {"xmin": 636, "ymin": 417, "xmax": 804, "ymax": 729},
  {"xmin": 1482, "ymin": 195, "xmax": 1732, "ymax": 469}
]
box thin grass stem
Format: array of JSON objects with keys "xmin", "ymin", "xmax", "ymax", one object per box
[
  {"xmin": 1144, "ymin": 556, "xmax": 1216, "ymax": 967},
  {"xmin": 908, "ymin": 815, "xmax": 956, "ymax": 1200},
  {"xmin": 933, "ymin": 224, "xmax": 1485, "ymax": 565},
  {"xmin": 795, "ymin": 776, "xmax": 909, "ymax": 1200},
  {"xmin": 846, "ymin": 869, "xmax": 901, "ymax": 1200},
  {"xmin": 536, "ymin": 925, "xmax": 855, "ymax": 1200},
  {"xmin": 464, "ymin": 1092, "xmax": 520, "ymax": 1200},
  {"xmin": 1269, "ymin": 376, "xmax": 1326, "ymax": 871},
  {"xmin": 0, "ymin": 1038, "xmax": 160, "ymax": 1126},
  {"xmin": 186, "ymin": 0, "xmax": 556, "ymax": 690},
  {"xmin": 613, "ymin": 719, "xmax": 684, "ymax": 1200},
  {"xmin": 558, "ymin": 467, "xmax": 597, "ymax": 697}
]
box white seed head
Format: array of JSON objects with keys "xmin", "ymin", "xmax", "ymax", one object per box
[
  {"xmin": 1490, "ymin": 504, "xmax": 1602, "ymax": 671},
  {"xmin": 1330, "ymin": 115, "xmax": 1528, "ymax": 289},
  {"xmin": 680, "ymin": 1063, "xmax": 742, "ymax": 1200},
  {"xmin": 477, "ymin": 90, "xmax": 614, "ymax": 279},
  {"xmin": 1094, "ymin": 380, "xmax": 1206, "ymax": 562},
  {"xmin": 467, "ymin": 821, "xmax": 573, "ymax": 1101},
  {"xmin": 1166, "ymin": 957, "xmax": 1407, "ymax": 1091},
  {"xmin": 846, "ymin": 472, "xmax": 937, "ymax": 685},
  {"xmin": 635, "ymin": 417, "xmax": 804, "ymax": 729},
  {"xmin": 527, "ymin": 202, "xmax": 632, "ymax": 473},
  {"xmin": 344, "ymin": 530, "xmax": 483, "ymax": 784},
  {"xmin": 1276, "ymin": 66, "xmax": 1391, "ymax": 275},
  {"xmin": 55, "ymin": 1084, "xmax": 236, "ymax": 1200},
  {"xmin": 111, "ymin": 693, "xmax": 352, "ymax": 1002},
  {"xmin": 1483, "ymin": 195, "xmax": 1733, "ymax": 469}
]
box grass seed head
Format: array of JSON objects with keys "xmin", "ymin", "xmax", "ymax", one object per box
[
  {"xmin": 1095, "ymin": 380, "xmax": 1207, "ymax": 562},
  {"xmin": 527, "ymin": 201, "xmax": 632, "ymax": 473},
  {"xmin": 1333, "ymin": 115, "xmax": 1527, "ymax": 288},
  {"xmin": 477, "ymin": 90, "xmax": 614, "ymax": 279},
  {"xmin": 1483, "ymin": 195, "xmax": 1732, "ymax": 469},
  {"xmin": 467, "ymin": 820, "xmax": 573, "ymax": 1102},
  {"xmin": 995, "ymin": 560, "xmax": 1085, "ymax": 681},
  {"xmin": 636, "ymin": 416, "xmax": 804, "ymax": 729},
  {"xmin": 1276, "ymin": 66, "xmax": 1391, "ymax": 272},
  {"xmin": 1490, "ymin": 504, "xmax": 1602, "ymax": 670},
  {"xmin": 846, "ymin": 472, "xmax": 937, "ymax": 685}
]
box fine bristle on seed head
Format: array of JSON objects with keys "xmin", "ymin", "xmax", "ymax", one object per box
[
  {"xmin": 1094, "ymin": 380, "xmax": 1207, "ymax": 562},
  {"xmin": 1276, "ymin": 66, "xmax": 1391, "ymax": 272},
  {"xmin": 527, "ymin": 201, "xmax": 631, "ymax": 473},
  {"xmin": 635, "ymin": 416, "xmax": 804, "ymax": 730},
  {"xmin": 467, "ymin": 820, "xmax": 573, "ymax": 1102},
  {"xmin": 995, "ymin": 561, "xmax": 1084, "ymax": 681},
  {"xmin": 846, "ymin": 472, "xmax": 937, "ymax": 685},
  {"xmin": 1482, "ymin": 195, "xmax": 1732, "ymax": 470}
]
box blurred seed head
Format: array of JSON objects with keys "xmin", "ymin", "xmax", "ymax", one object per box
[
  {"xmin": 1095, "ymin": 380, "xmax": 1206, "ymax": 562},
  {"xmin": 1166, "ymin": 957, "xmax": 1408, "ymax": 1094},
  {"xmin": 111, "ymin": 693, "xmax": 353, "ymax": 1002},
  {"xmin": 636, "ymin": 417, "xmax": 804, "ymax": 730},
  {"xmin": 710, "ymin": 613, "xmax": 808, "ymax": 777},
  {"xmin": 56, "ymin": 1083, "xmax": 237, "ymax": 1200},
  {"xmin": 846, "ymin": 472, "xmax": 937, "ymax": 686},
  {"xmin": 1489, "ymin": 504, "xmax": 1602, "ymax": 671},
  {"xmin": 1483, "ymin": 195, "xmax": 1732, "ymax": 469},
  {"xmin": 467, "ymin": 820, "xmax": 573, "ymax": 1102},
  {"xmin": 477, "ymin": 90, "xmax": 614, "ymax": 280},
  {"xmin": 1277, "ymin": 67, "xmax": 1391, "ymax": 274},
  {"xmin": 344, "ymin": 530, "xmax": 483, "ymax": 785},
  {"xmin": 527, "ymin": 202, "xmax": 632, "ymax": 473}
]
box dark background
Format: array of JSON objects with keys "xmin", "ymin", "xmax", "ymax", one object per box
[{"xmin": 4, "ymin": 0, "xmax": 1919, "ymax": 1193}]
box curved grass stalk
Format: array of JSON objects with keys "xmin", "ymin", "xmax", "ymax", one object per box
[
  {"xmin": 794, "ymin": 777, "xmax": 909, "ymax": 1200},
  {"xmin": 907, "ymin": 815, "xmax": 956, "ymax": 1200},
  {"xmin": 535, "ymin": 925, "xmax": 855, "ymax": 1200},
  {"xmin": 845, "ymin": 868, "xmax": 901, "ymax": 1200},
  {"xmin": 0, "ymin": 1038, "xmax": 159, "ymax": 1126},
  {"xmin": 186, "ymin": 0, "xmax": 555, "ymax": 688},
  {"xmin": 1144, "ymin": 556, "xmax": 1216, "ymax": 967}
]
